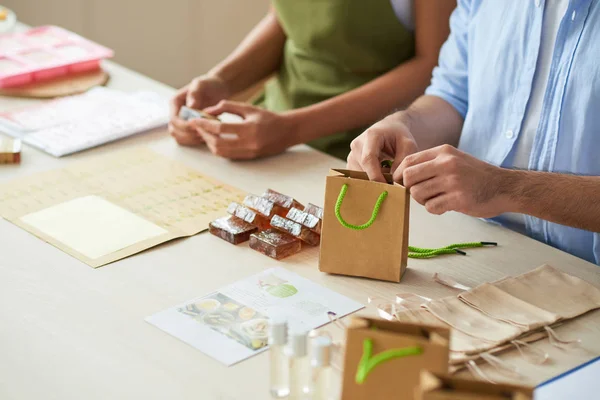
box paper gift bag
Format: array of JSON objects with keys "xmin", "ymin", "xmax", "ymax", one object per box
[
  {"xmin": 319, "ymin": 169, "xmax": 410, "ymax": 282},
  {"xmin": 415, "ymin": 370, "xmax": 534, "ymax": 400},
  {"xmin": 341, "ymin": 317, "xmax": 449, "ymax": 400}
]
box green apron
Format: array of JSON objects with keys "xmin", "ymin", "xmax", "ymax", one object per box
[{"xmin": 257, "ymin": 0, "xmax": 414, "ymax": 160}]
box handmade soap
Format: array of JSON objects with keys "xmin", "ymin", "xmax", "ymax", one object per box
[
  {"xmin": 0, "ymin": 137, "xmax": 21, "ymax": 164},
  {"xmin": 271, "ymin": 215, "xmax": 320, "ymax": 246},
  {"xmin": 304, "ymin": 203, "xmax": 324, "ymax": 220},
  {"xmin": 262, "ymin": 189, "xmax": 304, "ymax": 211},
  {"xmin": 227, "ymin": 202, "xmax": 271, "ymax": 230},
  {"xmin": 249, "ymin": 229, "xmax": 301, "ymax": 260},
  {"xmin": 209, "ymin": 215, "xmax": 258, "ymax": 244},
  {"xmin": 243, "ymin": 194, "xmax": 278, "ymax": 218},
  {"xmin": 286, "ymin": 207, "xmax": 322, "ymax": 234}
]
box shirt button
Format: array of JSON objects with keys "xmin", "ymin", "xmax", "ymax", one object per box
[
  {"xmin": 535, "ymin": 0, "xmax": 541, "ymax": 7},
  {"xmin": 572, "ymin": 10, "xmax": 577, "ymax": 20},
  {"xmin": 505, "ymin": 130, "xmax": 515, "ymax": 139}
]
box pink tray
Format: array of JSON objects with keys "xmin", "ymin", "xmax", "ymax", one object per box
[{"xmin": 0, "ymin": 25, "xmax": 114, "ymax": 88}]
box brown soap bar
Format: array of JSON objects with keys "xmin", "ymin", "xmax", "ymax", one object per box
[
  {"xmin": 249, "ymin": 228, "xmax": 301, "ymax": 260},
  {"xmin": 0, "ymin": 137, "xmax": 21, "ymax": 164},
  {"xmin": 304, "ymin": 203, "xmax": 324, "ymax": 220},
  {"xmin": 243, "ymin": 194, "xmax": 279, "ymax": 218},
  {"xmin": 227, "ymin": 202, "xmax": 271, "ymax": 230},
  {"xmin": 270, "ymin": 215, "xmax": 320, "ymax": 246},
  {"xmin": 286, "ymin": 207, "xmax": 322, "ymax": 234},
  {"xmin": 262, "ymin": 189, "xmax": 304, "ymax": 212},
  {"xmin": 209, "ymin": 215, "xmax": 258, "ymax": 244}
]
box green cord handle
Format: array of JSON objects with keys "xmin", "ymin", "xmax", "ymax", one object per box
[
  {"xmin": 335, "ymin": 184, "xmax": 388, "ymax": 230},
  {"xmin": 408, "ymin": 242, "xmax": 497, "ymax": 259},
  {"xmin": 356, "ymin": 338, "xmax": 422, "ymax": 384}
]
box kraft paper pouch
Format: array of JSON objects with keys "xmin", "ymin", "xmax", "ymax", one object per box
[
  {"xmin": 415, "ymin": 370, "xmax": 534, "ymax": 400},
  {"xmin": 319, "ymin": 169, "xmax": 410, "ymax": 282},
  {"xmin": 493, "ymin": 264, "xmax": 600, "ymax": 320},
  {"xmin": 424, "ymin": 296, "xmax": 525, "ymax": 344},
  {"xmin": 394, "ymin": 308, "xmax": 497, "ymax": 354},
  {"xmin": 341, "ymin": 317, "xmax": 449, "ymax": 400},
  {"xmin": 458, "ymin": 283, "xmax": 560, "ymax": 330}
]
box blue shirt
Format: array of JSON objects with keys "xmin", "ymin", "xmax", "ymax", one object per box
[{"xmin": 425, "ymin": 0, "xmax": 600, "ymax": 264}]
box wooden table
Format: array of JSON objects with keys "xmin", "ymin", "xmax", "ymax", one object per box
[{"xmin": 1, "ymin": 59, "xmax": 599, "ymax": 400}]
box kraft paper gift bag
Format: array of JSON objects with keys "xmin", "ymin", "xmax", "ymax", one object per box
[
  {"xmin": 415, "ymin": 370, "xmax": 534, "ymax": 400},
  {"xmin": 319, "ymin": 169, "xmax": 410, "ymax": 282},
  {"xmin": 341, "ymin": 317, "xmax": 449, "ymax": 400}
]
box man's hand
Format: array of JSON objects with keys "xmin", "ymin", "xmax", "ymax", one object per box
[
  {"xmin": 193, "ymin": 101, "xmax": 299, "ymax": 160},
  {"xmin": 397, "ymin": 145, "xmax": 510, "ymax": 218},
  {"xmin": 346, "ymin": 115, "xmax": 419, "ymax": 182},
  {"xmin": 168, "ymin": 75, "xmax": 231, "ymax": 147}
]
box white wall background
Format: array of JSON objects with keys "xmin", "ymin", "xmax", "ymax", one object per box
[{"xmin": 5, "ymin": 0, "xmax": 270, "ymax": 88}]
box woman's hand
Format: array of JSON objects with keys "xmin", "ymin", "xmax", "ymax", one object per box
[
  {"xmin": 169, "ymin": 75, "xmax": 231, "ymax": 147},
  {"xmin": 194, "ymin": 101, "xmax": 299, "ymax": 160}
]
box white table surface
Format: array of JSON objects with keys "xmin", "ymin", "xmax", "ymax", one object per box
[{"xmin": 1, "ymin": 51, "xmax": 599, "ymax": 400}]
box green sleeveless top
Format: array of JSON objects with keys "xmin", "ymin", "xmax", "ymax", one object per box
[{"xmin": 257, "ymin": 0, "xmax": 414, "ymax": 160}]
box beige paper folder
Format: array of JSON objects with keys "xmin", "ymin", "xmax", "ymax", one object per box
[{"xmin": 0, "ymin": 147, "xmax": 245, "ymax": 268}]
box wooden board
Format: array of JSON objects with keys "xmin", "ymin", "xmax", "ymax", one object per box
[{"xmin": 0, "ymin": 69, "xmax": 110, "ymax": 99}]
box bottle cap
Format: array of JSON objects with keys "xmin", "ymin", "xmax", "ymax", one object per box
[
  {"xmin": 310, "ymin": 336, "xmax": 332, "ymax": 367},
  {"xmin": 286, "ymin": 330, "xmax": 308, "ymax": 357},
  {"xmin": 268, "ymin": 317, "xmax": 288, "ymax": 346}
]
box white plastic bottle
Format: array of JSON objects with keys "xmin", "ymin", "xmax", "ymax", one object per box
[
  {"xmin": 309, "ymin": 336, "xmax": 338, "ymax": 400},
  {"xmin": 287, "ymin": 330, "xmax": 310, "ymax": 399},
  {"xmin": 269, "ymin": 318, "xmax": 290, "ymax": 398}
]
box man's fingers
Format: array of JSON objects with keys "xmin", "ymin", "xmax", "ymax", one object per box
[
  {"xmin": 203, "ymin": 100, "xmax": 253, "ymax": 118},
  {"xmin": 409, "ymin": 176, "xmax": 446, "ymax": 205},
  {"xmin": 394, "ymin": 145, "xmax": 454, "ymax": 183},
  {"xmin": 400, "ymin": 159, "xmax": 440, "ymax": 188},
  {"xmin": 360, "ymin": 134, "xmax": 386, "ymax": 183},
  {"xmin": 424, "ymin": 193, "xmax": 454, "ymax": 215}
]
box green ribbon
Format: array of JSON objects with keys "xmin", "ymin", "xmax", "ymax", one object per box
[
  {"xmin": 335, "ymin": 184, "xmax": 498, "ymax": 258},
  {"xmin": 335, "ymin": 183, "xmax": 388, "ymax": 230},
  {"xmin": 356, "ymin": 338, "xmax": 422, "ymax": 384}
]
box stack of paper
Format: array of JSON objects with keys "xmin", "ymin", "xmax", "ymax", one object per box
[{"xmin": 0, "ymin": 87, "xmax": 168, "ymax": 157}]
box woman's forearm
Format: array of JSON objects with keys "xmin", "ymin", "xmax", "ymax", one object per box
[
  {"xmin": 209, "ymin": 8, "xmax": 286, "ymax": 94},
  {"xmin": 287, "ymin": 55, "xmax": 440, "ymax": 144}
]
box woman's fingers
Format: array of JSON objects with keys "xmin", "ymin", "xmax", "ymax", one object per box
[
  {"xmin": 170, "ymin": 86, "xmax": 188, "ymax": 118},
  {"xmin": 203, "ymin": 100, "xmax": 253, "ymax": 118}
]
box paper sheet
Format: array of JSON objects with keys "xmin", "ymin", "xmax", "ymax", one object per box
[
  {"xmin": 146, "ymin": 267, "xmax": 364, "ymax": 366},
  {"xmin": 0, "ymin": 88, "xmax": 169, "ymax": 157},
  {"xmin": 21, "ymin": 195, "xmax": 168, "ymax": 260},
  {"xmin": 0, "ymin": 147, "xmax": 245, "ymax": 267}
]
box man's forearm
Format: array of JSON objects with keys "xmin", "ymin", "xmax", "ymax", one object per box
[
  {"xmin": 501, "ymin": 169, "xmax": 600, "ymax": 232},
  {"xmin": 209, "ymin": 9, "xmax": 285, "ymax": 94},
  {"xmin": 396, "ymin": 95, "xmax": 464, "ymax": 151}
]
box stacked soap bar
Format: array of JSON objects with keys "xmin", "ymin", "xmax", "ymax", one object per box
[
  {"xmin": 270, "ymin": 215, "xmax": 320, "ymax": 246},
  {"xmin": 209, "ymin": 215, "xmax": 257, "ymax": 245},
  {"xmin": 249, "ymin": 229, "xmax": 302, "ymax": 260},
  {"xmin": 0, "ymin": 136, "xmax": 21, "ymax": 164},
  {"xmin": 227, "ymin": 202, "xmax": 271, "ymax": 230},
  {"xmin": 286, "ymin": 207, "xmax": 322, "ymax": 234},
  {"xmin": 209, "ymin": 188, "xmax": 324, "ymax": 260}
]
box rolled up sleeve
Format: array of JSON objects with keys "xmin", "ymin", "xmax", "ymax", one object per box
[{"xmin": 425, "ymin": 0, "xmax": 471, "ymax": 118}]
